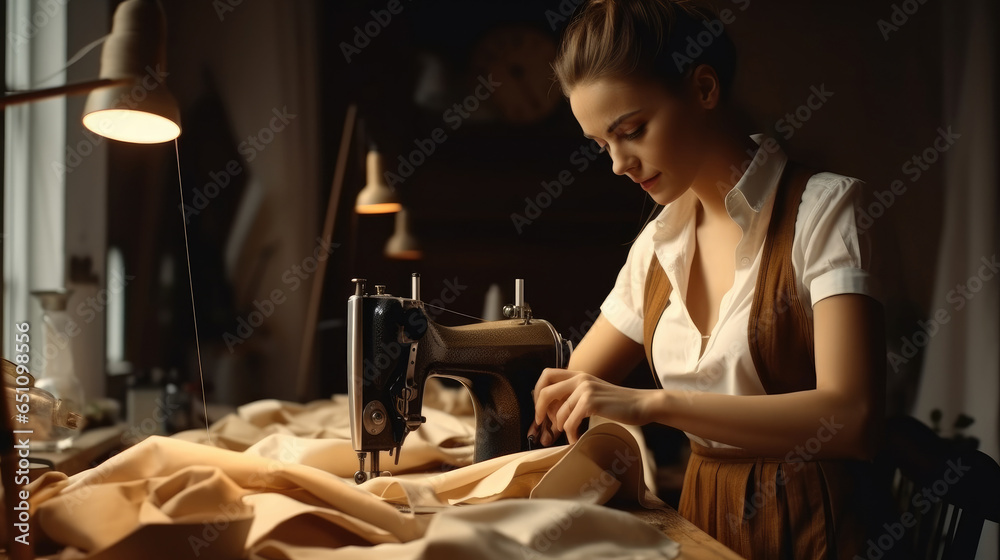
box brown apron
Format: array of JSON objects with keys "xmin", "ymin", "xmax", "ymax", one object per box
[{"xmin": 641, "ymin": 164, "xmax": 868, "ymax": 559}]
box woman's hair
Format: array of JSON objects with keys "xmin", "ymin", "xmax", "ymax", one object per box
[{"xmin": 553, "ymin": 0, "xmax": 737, "ymax": 97}]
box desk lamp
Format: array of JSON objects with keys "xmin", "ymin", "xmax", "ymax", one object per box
[{"xmin": 0, "ymin": 1, "xmax": 180, "ymax": 558}]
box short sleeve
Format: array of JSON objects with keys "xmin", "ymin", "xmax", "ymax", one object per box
[
  {"xmin": 794, "ymin": 174, "xmax": 878, "ymax": 307},
  {"xmin": 599, "ymin": 220, "xmax": 659, "ymax": 344}
]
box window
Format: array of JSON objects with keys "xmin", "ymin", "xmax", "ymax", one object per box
[
  {"xmin": 4, "ymin": 0, "xmax": 69, "ymax": 357},
  {"xmin": 4, "ymin": 0, "xmax": 109, "ymax": 402}
]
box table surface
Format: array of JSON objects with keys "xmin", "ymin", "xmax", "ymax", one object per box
[
  {"xmin": 0, "ymin": 506, "xmax": 744, "ymax": 560},
  {"xmin": 628, "ymin": 506, "xmax": 744, "ymax": 559},
  {"xmin": 29, "ymin": 424, "xmax": 127, "ymax": 477}
]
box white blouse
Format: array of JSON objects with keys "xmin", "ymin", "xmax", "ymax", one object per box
[{"xmin": 600, "ymin": 137, "xmax": 877, "ymax": 448}]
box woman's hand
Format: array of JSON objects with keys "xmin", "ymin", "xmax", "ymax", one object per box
[{"xmin": 529, "ymin": 367, "xmax": 661, "ymax": 445}]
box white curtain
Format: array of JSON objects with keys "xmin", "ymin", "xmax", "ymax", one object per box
[{"xmin": 913, "ymin": 0, "xmax": 998, "ymax": 558}]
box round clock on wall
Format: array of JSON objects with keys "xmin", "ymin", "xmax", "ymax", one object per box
[{"xmin": 470, "ymin": 24, "xmax": 561, "ymax": 124}]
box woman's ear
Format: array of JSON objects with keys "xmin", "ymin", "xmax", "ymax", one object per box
[{"xmin": 690, "ymin": 64, "xmax": 721, "ymax": 110}]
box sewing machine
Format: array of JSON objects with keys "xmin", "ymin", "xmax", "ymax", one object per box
[{"xmin": 347, "ymin": 274, "xmax": 571, "ymax": 483}]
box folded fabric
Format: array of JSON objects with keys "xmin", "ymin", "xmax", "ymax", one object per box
[
  {"xmin": 172, "ymin": 392, "xmax": 477, "ymax": 475},
  {"xmin": 171, "ymin": 382, "xmax": 658, "ymax": 492},
  {"xmin": 248, "ymin": 500, "xmax": 678, "ymax": 560},
  {"xmin": 2, "ymin": 393, "xmax": 678, "ymax": 559}
]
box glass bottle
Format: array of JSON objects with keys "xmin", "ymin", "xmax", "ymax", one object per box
[
  {"xmin": 3, "ymin": 359, "xmax": 83, "ymax": 442},
  {"xmin": 30, "ymin": 290, "xmax": 87, "ymax": 451}
]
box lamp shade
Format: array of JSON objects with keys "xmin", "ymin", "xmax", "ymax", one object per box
[
  {"xmin": 82, "ymin": 0, "xmax": 181, "ymax": 143},
  {"xmin": 384, "ymin": 208, "xmax": 422, "ymax": 260},
  {"xmin": 355, "ymin": 150, "xmax": 402, "ymax": 214}
]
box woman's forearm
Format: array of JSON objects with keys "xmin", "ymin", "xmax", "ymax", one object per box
[
  {"xmin": 643, "ymin": 295, "xmax": 886, "ymax": 461},
  {"xmin": 647, "ymin": 387, "xmax": 880, "ymax": 461}
]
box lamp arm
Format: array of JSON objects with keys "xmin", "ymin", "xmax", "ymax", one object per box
[{"xmin": 1, "ymin": 78, "xmax": 130, "ymax": 108}]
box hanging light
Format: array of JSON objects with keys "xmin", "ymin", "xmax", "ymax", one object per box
[
  {"xmin": 384, "ymin": 208, "xmax": 422, "ymax": 260},
  {"xmin": 355, "ymin": 150, "xmax": 402, "ymax": 214}
]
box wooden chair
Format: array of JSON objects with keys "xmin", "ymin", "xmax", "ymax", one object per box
[{"xmin": 873, "ymin": 415, "xmax": 1000, "ymax": 560}]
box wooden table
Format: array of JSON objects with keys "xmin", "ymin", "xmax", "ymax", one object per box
[
  {"xmin": 629, "ymin": 506, "xmax": 744, "ymax": 559},
  {"xmin": 29, "ymin": 424, "xmax": 126, "ymax": 477}
]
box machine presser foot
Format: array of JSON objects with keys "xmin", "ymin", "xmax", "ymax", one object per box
[{"xmin": 354, "ymin": 451, "xmax": 391, "ymax": 484}]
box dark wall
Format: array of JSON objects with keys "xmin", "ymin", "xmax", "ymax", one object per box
[
  {"xmin": 106, "ymin": 0, "xmax": 950, "ymax": 417},
  {"xmin": 315, "ymin": 0, "xmax": 657, "ymax": 398},
  {"xmin": 314, "ymin": 0, "xmax": 947, "ymax": 414}
]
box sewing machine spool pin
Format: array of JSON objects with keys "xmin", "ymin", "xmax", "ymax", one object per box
[
  {"xmin": 352, "ymin": 278, "xmax": 366, "ymax": 297},
  {"xmin": 502, "ymin": 278, "xmax": 532, "ymax": 324}
]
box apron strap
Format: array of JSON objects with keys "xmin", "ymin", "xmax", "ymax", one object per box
[{"xmin": 642, "ymin": 254, "xmax": 670, "ymax": 389}]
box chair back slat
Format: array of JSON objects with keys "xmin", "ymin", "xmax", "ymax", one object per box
[{"xmin": 875, "ymin": 415, "xmax": 1000, "ymax": 560}]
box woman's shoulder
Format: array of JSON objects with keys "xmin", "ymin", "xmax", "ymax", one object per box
[
  {"xmin": 795, "ymin": 169, "xmax": 865, "ymax": 227},
  {"xmin": 803, "ymin": 169, "xmax": 864, "ymax": 193},
  {"xmin": 789, "ymin": 167, "xmax": 877, "ymax": 303}
]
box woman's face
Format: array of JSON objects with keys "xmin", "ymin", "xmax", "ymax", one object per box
[{"xmin": 568, "ymin": 76, "xmax": 708, "ymax": 206}]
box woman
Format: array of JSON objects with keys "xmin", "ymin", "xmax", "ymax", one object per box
[{"xmin": 529, "ymin": 1, "xmax": 887, "ymax": 558}]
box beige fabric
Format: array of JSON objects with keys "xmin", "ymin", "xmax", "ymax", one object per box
[
  {"xmin": 171, "ymin": 380, "xmax": 658, "ymax": 492},
  {"xmin": 172, "ymin": 392, "xmax": 478, "ymax": 476},
  {"xmin": 4, "ymin": 390, "xmax": 677, "ymax": 559}
]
